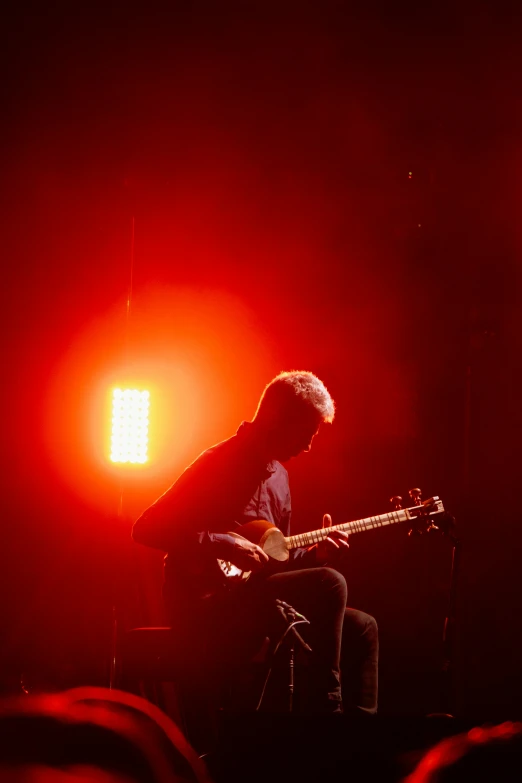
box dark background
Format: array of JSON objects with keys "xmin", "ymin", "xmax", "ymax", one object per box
[{"xmin": 2, "ymin": 1, "xmax": 521, "ymax": 722}]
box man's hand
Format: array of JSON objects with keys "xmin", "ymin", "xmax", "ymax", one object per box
[
  {"xmin": 215, "ymin": 533, "xmax": 270, "ymax": 572},
  {"xmin": 316, "ymin": 513, "xmax": 349, "ymax": 565}
]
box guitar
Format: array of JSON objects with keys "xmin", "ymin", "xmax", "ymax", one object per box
[{"xmin": 217, "ymin": 496, "xmax": 446, "ymax": 586}]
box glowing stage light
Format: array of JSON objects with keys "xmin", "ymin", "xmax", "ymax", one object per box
[{"xmin": 110, "ymin": 388, "xmax": 150, "ymax": 463}]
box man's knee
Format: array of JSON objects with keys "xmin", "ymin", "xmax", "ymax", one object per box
[
  {"xmin": 363, "ymin": 613, "xmax": 378, "ymax": 645},
  {"xmin": 344, "ymin": 608, "xmax": 378, "ymax": 643},
  {"xmin": 315, "ymin": 567, "xmax": 348, "ymax": 604}
]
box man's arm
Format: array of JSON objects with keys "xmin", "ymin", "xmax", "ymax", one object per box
[{"xmin": 132, "ymin": 450, "xmax": 269, "ymax": 571}]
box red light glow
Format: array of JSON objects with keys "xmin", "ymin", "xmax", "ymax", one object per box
[{"xmin": 42, "ymin": 286, "xmax": 273, "ymax": 515}]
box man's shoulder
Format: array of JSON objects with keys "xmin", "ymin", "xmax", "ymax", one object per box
[
  {"xmin": 189, "ymin": 431, "xmax": 240, "ymax": 465},
  {"xmin": 180, "ymin": 431, "xmax": 243, "ymax": 481}
]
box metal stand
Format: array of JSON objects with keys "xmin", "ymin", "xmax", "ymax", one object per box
[
  {"xmin": 256, "ymin": 600, "xmax": 312, "ymax": 713},
  {"xmin": 275, "ymin": 601, "xmax": 312, "ymax": 712},
  {"xmin": 288, "ymin": 643, "xmax": 295, "ymax": 713},
  {"xmin": 440, "ymin": 532, "xmax": 460, "ymax": 715},
  {"xmin": 391, "ymin": 489, "xmax": 460, "ymax": 717}
]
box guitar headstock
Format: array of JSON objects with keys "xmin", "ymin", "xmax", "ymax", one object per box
[{"xmin": 390, "ymin": 488, "xmax": 456, "ymax": 539}]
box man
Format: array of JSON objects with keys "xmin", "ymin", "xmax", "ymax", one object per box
[{"xmin": 132, "ymin": 371, "xmax": 378, "ymax": 742}]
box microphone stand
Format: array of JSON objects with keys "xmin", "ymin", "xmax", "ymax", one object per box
[
  {"xmin": 275, "ymin": 601, "xmax": 312, "ymax": 713},
  {"xmin": 440, "ymin": 524, "xmax": 460, "ymax": 716},
  {"xmin": 255, "ymin": 600, "xmax": 312, "ymax": 713},
  {"xmin": 391, "ymin": 491, "xmax": 460, "ymax": 717}
]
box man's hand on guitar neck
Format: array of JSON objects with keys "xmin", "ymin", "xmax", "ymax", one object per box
[
  {"xmin": 315, "ymin": 513, "xmax": 350, "ymax": 566},
  {"xmin": 212, "ymin": 532, "xmax": 270, "ymax": 572}
]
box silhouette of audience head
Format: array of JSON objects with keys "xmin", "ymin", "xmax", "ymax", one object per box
[
  {"xmin": 0, "ymin": 686, "xmax": 212, "ymax": 783},
  {"xmin": 405, "ymin": 721, "xmax": 522, "ymax": 782}
]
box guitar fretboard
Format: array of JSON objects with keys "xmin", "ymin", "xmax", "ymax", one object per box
[{"xmin": 285, "ymin": 508, "xmax": 411, "ymax": 550}]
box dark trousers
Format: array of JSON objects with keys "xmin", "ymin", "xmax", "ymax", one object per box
[{"xmin": 165, "ymin": 567, "xmax": 378, "ymax": 749}]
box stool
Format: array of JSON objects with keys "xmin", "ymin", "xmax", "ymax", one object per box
[
  {"xmin": 117, "ymin": 626, "xmax": 229, "ymax": 754},
  {"xmin": 115, "ymin": 605, "xmax": 310, "ymax": 751}
]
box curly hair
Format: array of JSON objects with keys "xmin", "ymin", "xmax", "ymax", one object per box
[{"xmin": 254, "ymin": 370, "xmax": 335, "ymax": 424}]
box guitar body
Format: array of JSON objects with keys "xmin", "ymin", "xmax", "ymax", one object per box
[
  {"xmin": 232, "ymin": 519, "xmax": 290, "ymax": 561},
  {"xmin": 216, "ymin": 519, "xmax": 289, "ymax": 587}
]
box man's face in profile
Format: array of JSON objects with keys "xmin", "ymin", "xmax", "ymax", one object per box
[{"xmin": 271, "ymin": 408, "xmax": 322, "ymax": 463}]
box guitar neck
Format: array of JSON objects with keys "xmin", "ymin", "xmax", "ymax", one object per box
[{"xmin": 285, "ymin": 507, "xmax": 412, "ymax": 550}]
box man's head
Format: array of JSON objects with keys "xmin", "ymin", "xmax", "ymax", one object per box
[{"xmin": 253, "ymin": 370, "xmax": 335, "ymax": 462}]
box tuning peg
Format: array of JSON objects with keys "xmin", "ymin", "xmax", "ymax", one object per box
[
  {"xmin": 390, "ymin": 495, "xmax": 403, "ymax": 510},
  {"xmin": 408, "ymin": 488, "xmax": 422, "ymax": 505}
]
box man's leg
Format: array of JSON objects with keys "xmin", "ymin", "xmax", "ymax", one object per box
[{"xmin": 341, "ymin": 608, "xmax": 379, "ymax": 715}]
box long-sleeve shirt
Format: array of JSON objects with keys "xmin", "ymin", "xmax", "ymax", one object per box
[{"xmin": 132, "ymin": 421, "xmax": 317, "ymax": 601}]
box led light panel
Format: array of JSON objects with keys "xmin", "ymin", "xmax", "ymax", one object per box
[{"xmin": 110, "ymin": 388, "xmax": 149, "ymax": 464}]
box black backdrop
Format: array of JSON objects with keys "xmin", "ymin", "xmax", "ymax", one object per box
[{"xmin": 2, "ymin": 1, "xmax": 522, "ymax": 722}]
